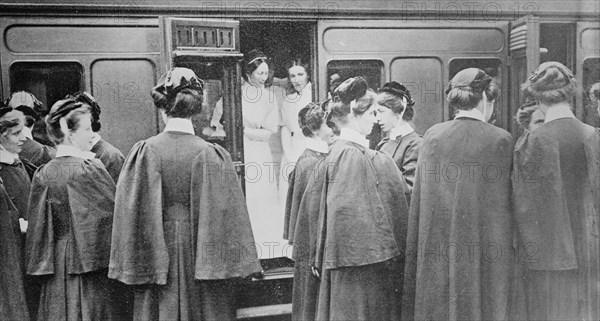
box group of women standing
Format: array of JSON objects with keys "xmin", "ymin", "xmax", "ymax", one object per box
[
  {"xmin": 1, "ymin": 49, "xmax": 600, "ymax": 321},
  {"xmin": 1, "ymin": 67, "xmax": 261, "ymax": 321},
  {"xmin": 283, "ymin": 61, "xmax": 600, "ymax": 321}
]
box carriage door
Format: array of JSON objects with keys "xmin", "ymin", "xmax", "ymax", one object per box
[
  {"xmin": 160, "ymin": 17, "xmax": 245, "ymax": 184},
  {"xmin": 576, "ymin": 21, "xmax": 600, "ymax": 126},
  {"xmin": 508, "ymin": 15, "xmax": 540, "ymax": 136}
]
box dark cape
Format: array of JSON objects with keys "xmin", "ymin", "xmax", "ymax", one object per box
[
  {"xmin": 108, "ymin": 132, "xmax": 261, "ymax": 321},
  {"xmin": 0, "ymin": 156, "xmax": 37, "ymax": 318},
  {"xmin": 402, "ymin": 118, "xmax": 515, "ymax": 321},
  {"xmin": 0, "ymin": 157, "xmax": 33, "ymax": 219},
  {"xmin": 19, "ymin": 137, "xmax": 56, "ymax": 167},
  {"xmin": 0, "ymin": 179, "xmax": 29, "ymax": 320},
  {"xmin": 26, "ymin": 156, "xmax": 125, "ymax": 320},
  {"xmin": 512, "ymin": 119, "xmax": 600, "ymax": 320},
  {"xmin": 376, "ymin": 130, "xmax": 422, "ymax": 204},
  {"xmin": 312, "ymin": 139, "xmax": 409, "ymax": 320},
  {"xmin": 91, "ymin": 138, "xmax": 125, "ymax": 183},
  {"xmin": 283, "ymin": 148, "xmax": 327, "ymax": 321}
]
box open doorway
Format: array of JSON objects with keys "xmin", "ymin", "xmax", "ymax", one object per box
[{"xmin": 240, "ymin": 20, "xmax": 314, "ymax": 91}]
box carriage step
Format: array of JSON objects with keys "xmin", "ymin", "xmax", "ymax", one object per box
[{"xmin": 237, "ymin": 303, "xmax": 292, "ymax": 319}]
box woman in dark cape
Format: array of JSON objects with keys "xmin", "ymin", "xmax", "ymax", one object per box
[
  {"xmin": 108, "ymin": 67, "xmax": 261, "ymax": 321},
  {"xmin": 402, "ymin": 68, "xmax": 514, "ymax": 321},
  {"xmin": 513, "ymin": 62, "xmax": 600, "ymax": 320},
  {"xmin": 374, "ymin": 81, "xmax": 422, "ymax": 204},
  {"xmin": 0, "ymin": 173, "xmax": 29, "ymax": 320},
  {"xmin": 283, "ymin": 102, "xmax": 332, "ymax": 321},
  {"xmin": 26, "ymin": 98, "xmax": 127, "ymax": 320},
  {"xmin": 67, "ymin": 91, "xmax": 124, "ymax": 183},
  {"xmin": 6, "ymin": 91, "xmax": 56, "ymax": 167},
  {"xmin": 310, "ymin": 77, "xmax": 409, "ymax": 320}
]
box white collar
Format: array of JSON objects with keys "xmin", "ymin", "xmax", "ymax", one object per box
[
  {"xmin": 22, "ymin": 126, "xmax": 33, "ymax": 140},
  {"xmin": 91, "ymin": 133, "xmax": 102, "ymax": 147},
  {"xmin": 305, "ymin": 137, "xmax": 329, "ymax": 154},
  {"xmin": 389, "ymin": 122, "xmax": 414, "ymax": 140},
  {"xmin": 454, "ymin": 108, "xmax": 486, "ymax": 122},
  {"xmin": 164, "ymin": 118, "xmax": 195, "ymax": 135},
  {"xmin": 55, "ymin": 144, "xmax": 96, "ymax": 159},
  {"xmin": 339, "ymin": 127, "xmax": 370, "ymax": 148},
  {"xmin": 0, "ymin": 145, "xmax": 20, "ymax": 165},
  {"xmin": 544, "ymin": 105, "xmax": 576, "ymax": 123}
]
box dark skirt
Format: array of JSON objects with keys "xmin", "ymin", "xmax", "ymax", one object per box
[
  {"xmin": 131, "ymin": 218, "xmax": 238, "ymax": 321},
  {"xmin": 36, "ymin": 238, "xmax": 130, "ymax": 321},
  {"xmin": 291, "ymin": 260, "xmax": 320, "ymax": 321},
  {"xmin": 316, "ymin": 258, "xmax": 402, "ymax": 321},
  {"xmin": 133, "ymin": 279, "xmax": 237, "ymax": 321},
  {"xmin": 0, "ymin": 236, "xmax": 29, "ymax": 320}
]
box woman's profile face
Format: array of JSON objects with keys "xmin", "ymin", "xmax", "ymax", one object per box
[
  {"xmin": 374, "ymin": 102, "xmax": 399, "ymax": 133},
  {"xmin": 248, "ymin": 62, "xmax": 269, "ymax": 86},
  {"xmin": 69, "ymin": 113, "xmax": 94, "ymax": 151},
  {"xmin": 288, "ymin": 65, "xmax": 309, "ymax": 93},
  {"xmin": 0, "ymin": 116, "xmax": 26, "ymax": 154},
  {"xmin": 356, "ymin": 105, "xmax": 377, "ymax": 136}
]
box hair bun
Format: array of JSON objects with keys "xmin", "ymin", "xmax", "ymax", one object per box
[
  {"xmin": 47, "ymin": 99, "xmax": 84, "ymax": 124},
  {"xmin": 381, "ymin": 81, "xmax": 415, "ymax": 107},
  {"xmin": 446, "ymin": 68, "xmax": 491, "ymax": 95},
  {"xmin": 527, "ymin": 62, "xmax": 574, "ymax": 92},
  {"xmin": 334, "ymin": 76, "xmax": 368, "ymax": 104}
]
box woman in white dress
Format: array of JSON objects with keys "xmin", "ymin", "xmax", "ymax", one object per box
[
  {"xmin": 278, "ymin": 59, "xmax": 313, "ymax": 218},
  {"xmin": 279, "ymin": 58, "xmax": 313, "ymax": 174},
  {"xmin": 242, "ymin": 49, "xmax": 288, "ymax": 259}
]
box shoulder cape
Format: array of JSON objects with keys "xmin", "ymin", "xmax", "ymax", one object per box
[
  {"xmin": 26, "ymin": 158, "xmax": 115, "ymax": 275},
  {"xmin": 513, "ymin": 127, "xmax": 600, "ymax": 270},
  {"xmin": 313, "ymin": 140, "xmax": 408, "ymax": 270},
  {"xmin": 108, "ymin": 141, "xmax": 261, "ymax": 285}
]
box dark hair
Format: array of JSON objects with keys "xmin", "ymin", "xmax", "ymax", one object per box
[
  {"xmin": 243, "ymin": 49, "xmax": 269, "ymax": 81},
  {"xmin": 46, "ymin": 98, "xmax": 92, "ymax": 145},
  {"xmin": 286, "ymin": 58, "xmax": 310, "ymax": 80},
  {"xmin": 330, "ymin": 77, "xmax": 375, "ymax": 124},
  {"xmin": 521, "ymin": 61, "xmax": 576, "ymax": 104},
  {"xmin": 151, "ymin": 68, "xmax": 204, "ymax": 118},
  {"xmin": 15, "ymin": 105, "xmax": 39, "ymax": 127},
  {"xmin": 298, "ymin": 102, "xmax": 327, "ymax": 137},
  {"xmin": 67, "ymin": 92, "xmax": 102, "ymax": 132},
  {"xmin": 377, "ymin": 81, "xmax": 416, "ymax": 121},
  {"xmin": 0, "ymin": 108, "xmax": 24, "ymax": 135},
  {"xmin": 446, "ymin": 68, "xmax": 496, "ymax": 110}
]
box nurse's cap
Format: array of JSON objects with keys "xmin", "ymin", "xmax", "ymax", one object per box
[{"xmin": 153, "ymin": 67, "xmax": 204, "ymax": 99}]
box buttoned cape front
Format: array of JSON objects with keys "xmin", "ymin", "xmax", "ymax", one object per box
[{"xmin": 108, "ymin": 139, "xmax": 261, "ymax": 284}]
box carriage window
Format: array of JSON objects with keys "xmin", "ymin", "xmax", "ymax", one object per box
[
  {"xmin": 10, "ymin": 62, "xmax": 83, "ymax": 111},
  {"xmin": 448, "ymin": 59, "xmax": 503, "ymax": 126},
  {"xmin": 326, "ymin": 60, "xmax": 383, "ymax": 94},
  {"xmin": 174, "ymin": 57, "xmax": 226, "ymax": 147},
  {"xmin": 583, "ymin": 58, "xmax": 600, "ymax": 127}
]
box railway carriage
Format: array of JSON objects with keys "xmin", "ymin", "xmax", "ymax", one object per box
[{"xmin": 1, "ymin": 1, "xmax": 598, "ymax": 319}]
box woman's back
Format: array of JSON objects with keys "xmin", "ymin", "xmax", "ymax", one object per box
[{"xmin": 146, "ymin": 131, "xmax": 208, "ymax": 208}]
